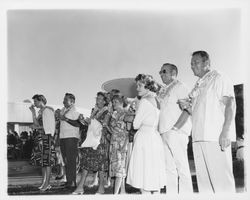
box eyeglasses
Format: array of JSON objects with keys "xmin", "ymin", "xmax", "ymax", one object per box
[{"xmin": 159, "ymin": 69, "xmax": 167, "ymax": 74}]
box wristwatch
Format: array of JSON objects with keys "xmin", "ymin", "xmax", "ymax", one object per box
[{"xmin": 171, "ymin": 126, "xmax": 179, "ymax": 131}]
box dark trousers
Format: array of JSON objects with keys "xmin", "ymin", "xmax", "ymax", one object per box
[{"xmin": 60, "ymin": 138, "xmax": 78, "ymax": 184}]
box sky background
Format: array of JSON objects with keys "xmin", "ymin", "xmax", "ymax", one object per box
[{"xmin": 7, "ymin": 8, "xmax": 244, "ymax": 110}]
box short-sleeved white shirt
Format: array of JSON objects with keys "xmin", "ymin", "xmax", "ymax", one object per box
[
  {"xmin": 42, "ymin": 107, "xmax": 56, "ymax": 136},
  {"xmin": 60, "ymin": 105, "xmax": 80, "ymax": 139},
  {"xmin": 158, "ymin": 80, "xmax": 192, "ymax": 135},
  {"xmin": 191, "ymin": 70, "xmax": 236, "ymax": 142}
]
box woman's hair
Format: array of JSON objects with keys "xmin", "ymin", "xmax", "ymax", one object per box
[
  {"xmin": 32, "ymin": 94, "xmax": 47, "ymax": 105},
  {"xmin": 97, "ymin": 91, "xmax": 108, "ymax": 106},
  {"xmin": 65, "ymin": 93, "xmax": 76, "ymax": 103},
  {"xmin": 112, "ymin": 94, "xmax": 128, "ymax": 108},
  {"xmin": 135, "ymin": 74, "xmax": 160, "ymax": 93}
]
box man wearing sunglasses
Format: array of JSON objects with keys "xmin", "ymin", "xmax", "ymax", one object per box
[{"xmin": 157, "ymin": 63, "xmax": 193, "ymax": 194}]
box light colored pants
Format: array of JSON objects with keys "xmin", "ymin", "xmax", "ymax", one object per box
[
  {"xmin": 162, "ymin": 130, "xmax": 193, "ymax": 193},
  {"xmin": 192, "ymin": 141, "xmax": 235, "ymax": 193}
]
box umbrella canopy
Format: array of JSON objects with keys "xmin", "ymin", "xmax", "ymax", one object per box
[{"xmin": 102, "ymin": 78, "xmax": 138, "ymax": 98}]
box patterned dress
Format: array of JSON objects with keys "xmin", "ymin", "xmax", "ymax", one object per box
[
  {"xmin": 30, "ymin": 107, "xmax": 56, "ymax": 167},
  {"xmin": 109, "ymin": 109, "xmax": 129, "ymax": 178},
  {"xmin": 80, "ymin": 106, "xmax": 109, "ymax": 172}
]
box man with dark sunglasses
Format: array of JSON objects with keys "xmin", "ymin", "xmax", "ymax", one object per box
[{"xmin": 157, "ymin": 63, "xmax": 193, "ymax": 194}]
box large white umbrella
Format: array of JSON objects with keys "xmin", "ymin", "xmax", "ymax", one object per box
[{"xmin": 101, "ymin": 78, "xmax": 137, "ymax": 98}]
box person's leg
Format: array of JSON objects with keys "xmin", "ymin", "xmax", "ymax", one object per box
[
  {"xmin": 64, "ymin": 138, "xmax": 78, "ymax": 185},
  {"xmin": 201, "ymin": 142, "xmax": 235, "ymax": 193},
  {"xmin": 60, "ymin": 139, "xmax": 68, "ymax": 182},
  {"xmin": 162, "ymin": 136, "xmax": 178, "ymax": 194},
  {"xmin": 192, "ymin": 142, "xmax": 214, "ymax": 193},
  {"xmin": 125, "ymin": 143, "xmax": 132, "ymax": 173},
  {"xmin": 97, "ymin": 171, "xmax": 105, "ymax": 194},
  {"xmin": 42, "ymin": 166, "xmax": 52, "ymax": 188},
  {"xmin": 73, "ymin": 169, "xmax": 88, "ymax": 193},
  {"xmin": 89, "ymin": 172, "xmax": 99, "ymax": 187},
  {"xmin": 168, "ymin": 133, "xmax": 193, "ymax": 193},
  {"xmin": 114, "ymin": 176, "xmax": 122, "ymax": 194},
  {"xmin": 56, "ymin": 147, "xmax": 66, "ymax": 179},
  {"xmin": 39, "ymin": 167, "xmax": 46, "ymax": 189},
  {"xmin": 120, "ymin": 177, "xmax": 126, "ymax": 194},
  {"xmin": 104, "ymin": 173, "xmax": 111, "ymax": 188}
]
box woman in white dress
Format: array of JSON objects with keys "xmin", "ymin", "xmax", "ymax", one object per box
[{"xmin": 127, "ymin": 74, "xmax": 166, "ymax": 194}]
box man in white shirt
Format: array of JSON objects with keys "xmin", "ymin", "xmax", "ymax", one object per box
[
  {"xmin": 178, "ymin": 51, "xmax": 236, "ymax": 193},
  {"xmin": 158, "ymin": 63, "xmax": 193, "ymax": 193},
  {"xmin": 59, "ymin": 93, "xmax": 80, "ymax": 188}
]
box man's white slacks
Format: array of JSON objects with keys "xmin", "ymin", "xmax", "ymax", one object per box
[
  {"xmin": 192, "ymin": 141, "xmax": 235, "ymax": 193},
  {"xmin": 162, "ymin": 130, "xmax": 193, "ymax": 193}
]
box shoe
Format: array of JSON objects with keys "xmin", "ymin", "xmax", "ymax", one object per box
[
  {"xmin": 95, "ymin": 192, "xmax": 104, "ymax": 195},
  {"xmin": 38, "ymin": 185, "xmax": 44, "ymax": 190},
  {"xmin": 88, "ymin": 178, "xmax": 99, "ymax": 187},
  {"xmin": 40, "ymin": 185, "xmax": 52, "ymax": 192},
  {"xmin": 72, "ymin": 190, "xmax": 84, "ymax": 195},
  {"xmin": 104, "ymin": 178, "xmax": 110, "ymax": 188},
  {"xmin": 66, "ymin": 181, "xmax": 77, "ymax": 189}
]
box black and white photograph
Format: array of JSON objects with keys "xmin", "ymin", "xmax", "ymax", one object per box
[{"xmin": 0, "ymin": 0, "xmax": 249, "ymax": 199}]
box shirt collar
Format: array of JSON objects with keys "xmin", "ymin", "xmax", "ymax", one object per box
[
  {"xmin": 196, "ymin": 70, "xmax": 214, "ymax": 86},
  {"xmin": 162, "ymin": 79, "xmax": 179, "ymax": 90}
]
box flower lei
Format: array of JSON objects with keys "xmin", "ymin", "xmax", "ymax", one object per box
[
  {"xmin": 157, "ymin": 79, "xmax": 180, "ymax": 100},
  {"xmin": 91, "ymin": 106, "xmax": 108, "ymax": 120},
  {"xmin": 188, "ymin": 70, "xmax": 218, "ymax": 106}
]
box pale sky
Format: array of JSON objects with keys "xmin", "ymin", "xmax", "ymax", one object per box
[{"xmin": 7, "ymin": 9, "xmax": 244, "ymax": 110}]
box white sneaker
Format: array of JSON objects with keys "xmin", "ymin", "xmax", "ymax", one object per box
[
  {"xmin": 104, "ymin": 178, "xmax": 111, "ymax": 188},
  {"xmin": 88, "ymin": 178, "xmax": 99, "ymax": 187}
]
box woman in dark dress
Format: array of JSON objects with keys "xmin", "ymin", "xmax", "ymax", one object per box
[
  {"xmin": 29, "ymin": 94, "xmax": 56, "ymax": 191},
  {"xmin": 61, "ymin": 92, "xmax": 110, "ymax": 194}
]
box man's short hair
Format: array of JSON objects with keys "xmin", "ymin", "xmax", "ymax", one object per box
[
  {"xmin": 32, "ymin": 94, "xmax": 47, "ymax": 105},
  {"xmin": 192, "ymin": 51, "xmax": 210, "ymax": 62},
  {"xmin": 162, "ymin": 63, "xmax": 178, "ymax": 76},
  {"xmin": 65, "ymin": 93, "xmax": 75, "ymax": 103}
]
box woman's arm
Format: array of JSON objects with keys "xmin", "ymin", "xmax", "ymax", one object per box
[
  {"xmin": 133, "ymin": 99, "xmax": 148, "ymax": 129},
  {"xmin": 29, "ymin": 105, "xmax": 40, "ymax": 126},
  {"xmin": 65, "ymin": 118, "xmax": 82, "ymax": 127},
  {"xmin": 42, "ymin": 108, "xmax": 56, "ymax": 135}
]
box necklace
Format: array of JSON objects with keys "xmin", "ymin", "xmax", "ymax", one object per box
[
  {"xmin": 158, "ymin": 79, "xmax": 180, "ymax": 100},
  {"xmin": 189, "ymin": 70, "xmax": 217, "ymax": 100}
]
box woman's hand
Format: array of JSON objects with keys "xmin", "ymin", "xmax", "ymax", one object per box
[
  {"xmin": 59, "ymin": 113, "xmax": 67, "ymax": 121},
  {"xmin": 29, "ymin": 104, "xmax": 36, "ymax": 113},
  {"xmin": 85, "ymin": 117, "xmax": 91, "ymax": 124}
]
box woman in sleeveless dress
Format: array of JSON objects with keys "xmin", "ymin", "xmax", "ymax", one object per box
[
  {"xmin": 29, "ymin": 94, "xmax": 56, "ymax": 191},
  {"xmin": 127, "ymin": 74, "xmax": 166, "ymax": 194}
]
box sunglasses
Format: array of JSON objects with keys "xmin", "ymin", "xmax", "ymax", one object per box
[{"xmin": 159, "ymin": 69, "xmax": 167, "ymax": 74}]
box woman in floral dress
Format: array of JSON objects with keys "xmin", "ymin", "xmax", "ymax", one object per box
[{"xmin": 108, "ymin": 94, "xmax": 129, "ymax": 194}]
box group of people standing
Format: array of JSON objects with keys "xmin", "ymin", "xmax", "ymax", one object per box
[{"xmin": 28, "ymin": 50, "xmax": 236, "ymax": 194}]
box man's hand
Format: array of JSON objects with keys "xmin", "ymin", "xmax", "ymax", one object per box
[
  {"xmin": 219, "ymin": 130, "xmax": 231, "ymax": 151},
  {"xmin": 177, "ymin": 98, "xmax": 192, "ymax": 114}
]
